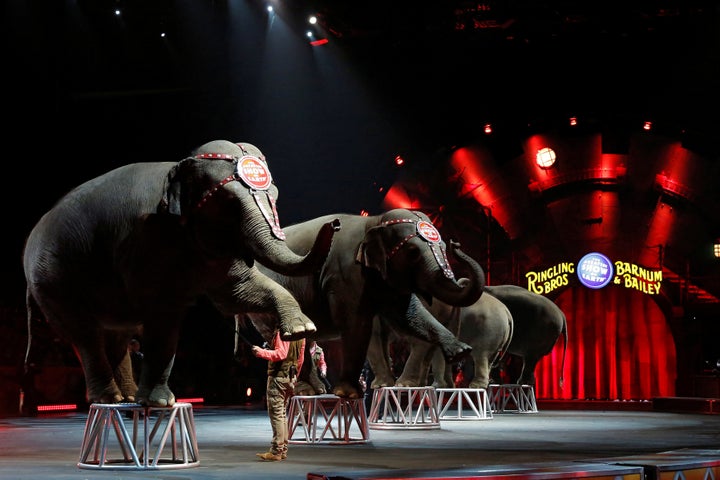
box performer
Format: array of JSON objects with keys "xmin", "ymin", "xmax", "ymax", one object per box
[
  {"xmin": 252, "ymin": 329, "xmax": 305, "ymax": 462},
  {"xmin": 310, "ymin": 340, "xmax": 332, "ymax": 391}
]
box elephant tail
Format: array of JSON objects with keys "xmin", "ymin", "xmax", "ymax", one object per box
[
  {"xmin": 490, "ymin": 314, "xmax": 514, "ymax": 370},
  {"xmin": 558, "ymin": 312, "xmax": 568, "ymax": 389},
  {"xmin": 24, "ymin": 288, "xmax": 41, "ymax": 373}
]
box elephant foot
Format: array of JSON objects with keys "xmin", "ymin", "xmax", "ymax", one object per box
[
  {"xmin": 395, "ymin": 377, "xmax": 422, "ymax": 387},
  {"xmin": 370, "ymin": 375, "xmax": 395, "ymax": 389},
  {"xmin": 280, "ymin": 319, "xmax": 317, "ymax": 341},
  {"xmin": 136, "ymin": 384, "xmax": 176, "ymax": 407},
  {"xmin": 431, "ymin": 380, "xmax": 452, "ymax": 388},
  {"xmin": 443, "ymin": 340, "xmax": 472, "ymax": 364},
  {"xmin": 332, "ymin": 381, "xmax": 362, "ymax": 399},
  {"xmin": 119, "ymin": 381, "xmax": 138, "ymax": 403},
  {"xmin": 88, "ymin": 382, "xmax": 124, "ymax": 404},
  {"xmin": 293, "ymin": 381, "xmax": 319, "ymax": 396},
  {"xmin": 308, "ymin": 378, "xmax": 327, "ymax": 394},
  {"xmin": 517, "ymin": 376, "xmax": 536, "ymax": 386},
  {"xmin": 468, "ymin": 380, "xmax": 489, "ymax": 389}
]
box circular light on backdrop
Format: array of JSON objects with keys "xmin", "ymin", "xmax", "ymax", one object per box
[
  {"xmin": 577, "ymin": 252, "xmax": 614, "ymax": 289},
  {"xmin": 536, "ymin": 147, "xmax": 556, "ymax": 168}
]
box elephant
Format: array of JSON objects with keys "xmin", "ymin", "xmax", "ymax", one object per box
[
  {"xmin": 483, "ymin": 284, "xmax": 568, "ymax": 386},
  {"xmin": 23, "ymin": 140, "xmax": 339, "ymax": 407},
  {"xmin": 367, "ymin": 292, "xmax": 514, "ymax": 390},
  {"xmin": 242, "ymin": 208, "xmax": 486, "ymax": 399},
  {"xmin": 368, "ymin": 285, "xmax": 568, "ymax": 390}
]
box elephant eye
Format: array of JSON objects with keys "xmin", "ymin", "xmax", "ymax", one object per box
[{"xmin": 401, "ymin": 243, "xmax": 423, "ymax": 264}]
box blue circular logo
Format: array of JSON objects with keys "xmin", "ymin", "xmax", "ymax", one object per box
[{"xmin": 577, "ymin": 252, "xmax": 614, "ymax": 289}]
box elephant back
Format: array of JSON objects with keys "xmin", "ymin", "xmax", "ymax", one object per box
[{"xmin": 191, "ymin": 140, "xmax": 266, "ymax": 163}]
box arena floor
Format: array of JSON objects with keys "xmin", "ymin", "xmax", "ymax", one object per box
[{"xmin": 1, "ymin": 399, "xmax": 719, "ymax": 480}]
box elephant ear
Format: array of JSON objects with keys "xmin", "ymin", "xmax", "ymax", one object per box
[
  {"xmin": 356, "ymin": 226, "xmax": 388, "ymax": 279},
  {"xmin": 160, "ymin": 161, "xmax": 186, "ymax": 216}
]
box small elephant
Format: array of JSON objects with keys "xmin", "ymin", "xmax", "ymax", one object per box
[
  {"xmin": 23, "ymin": 140, "xmax": 338, "ymax": 407},
  {"xmin": 484, "ymin": 285, "xmax": 568, "ymax": 386},
  {"xmin": 243, "ymin": 209, "xmax": 486, "ymax": 399},
  {"xmin": 368, "ymin": 293, "xmax": 514, "ymax": 390}
]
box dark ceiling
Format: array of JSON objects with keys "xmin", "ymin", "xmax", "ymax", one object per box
[{"xmin": 2, "ymin": 0, "xmax": 719, "ymax": 310}]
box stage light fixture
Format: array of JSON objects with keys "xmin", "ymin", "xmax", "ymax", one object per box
[
  {"xmin": 536, "ymin": 147, "xmax": 556, "ymax": 168},
  {"xmin": 569, "ymin": 116, "xmax": 577, "ymax": 126},
  {"xmin": 643, "ymin": 121, "xmax": 653, "ymax": 131},
  {"xmin": 309, "ymin": 15, "xmax": 317, "ymax": 24},
  {"xmin": 484, "ymin": 123, "xmax": 492, "ymax": 134},
  {"xmin": 714, "ymin": 239, "xmax": 720, "ymax": 258}
]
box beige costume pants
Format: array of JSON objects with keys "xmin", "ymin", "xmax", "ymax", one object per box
[{"xmin": 265, "ymin": 375, "xmax": 293, "ymax": 456}]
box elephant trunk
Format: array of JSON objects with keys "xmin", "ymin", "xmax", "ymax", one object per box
[
  {"xmin": 254, "ymin": 219, "xmax": 340, "ymax": 276},
  {"xmin": 427, "ymin": 242, "xmax": 485, "ymax": 307}
]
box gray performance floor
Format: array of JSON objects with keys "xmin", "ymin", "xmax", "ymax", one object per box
[{"xmin": 1, "ymin": 403, "xmax": 720, "ymax": 479}]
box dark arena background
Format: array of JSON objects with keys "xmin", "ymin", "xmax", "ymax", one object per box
[{"xmin": 2, "ymin": 1, "xmax": 720, "ymax": 479}]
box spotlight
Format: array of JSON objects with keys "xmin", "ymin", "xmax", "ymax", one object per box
[{"xmin": 536, "ymin": 147, "xmax": 556, "ymax": 168}]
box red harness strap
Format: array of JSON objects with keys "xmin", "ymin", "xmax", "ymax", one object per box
[{"xmin": 187, "ymin": 153, "xmax": 286, "ymax": 240}]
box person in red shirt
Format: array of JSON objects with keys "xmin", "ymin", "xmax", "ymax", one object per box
[
  {"xmin": 252, "ymin": 329, "xmax": 305, "ymax": 461},
  {"xmin": 310, "ymin": 340, "xmax": 332, "ymax": 392}
]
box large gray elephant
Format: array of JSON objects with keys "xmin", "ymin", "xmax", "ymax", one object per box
[
  {"xmin": 242, "ymin": 209, "xmax": 486, "ymax": 399},
  {"xmin": 367, "ymin": 293, "xmax": 514, "ymax": 389},
  {"xmin": 484, "ymin": 285, "xmax": 568, "ymax": 386},
  {"xmin": 23, "ymin": 140, "xmax": 339, "ymax": 407}
]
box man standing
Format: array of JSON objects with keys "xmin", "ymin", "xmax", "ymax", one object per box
[
  {"xmin": 310, "ymin": 340, "xmax": 332, "ymax": 392},
  {"xmin": 252, "ymin": 328, "xmax": 305, "ymax": 461}
]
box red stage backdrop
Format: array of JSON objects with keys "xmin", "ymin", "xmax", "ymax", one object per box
[{"xmin": 535, "ymin": 286, "xmax": 676, "ymax": 400}]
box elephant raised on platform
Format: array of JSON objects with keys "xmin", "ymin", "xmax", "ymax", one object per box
[
  {"xmin": 242, "ymin": 209, "xmax": 486, "ymax": 399},
  {"xmin": 367, "ymin": 292, "xmax": 514, "ymax": 389},
  {"xmin": 484, "ymin": 285, "xmax": 568, "ymax": 386},
  {"xmin": 23, "ymin": 140, "xmax": 338, "ymax": 407}
]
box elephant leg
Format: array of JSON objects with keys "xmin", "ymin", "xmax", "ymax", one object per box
[
  {"xmin": 468, "ymin": 352, "xmax": 490, "ymax": 389},
  {"xmin": 395, "ymin": 338, "xmax": 433, "ymax": 387},
  {"xmin": 383, "ymin": 296, "xmax": 471, "ymax": 364},
  {"xmin": 366, "ymin": 317, "xmax": 395, "ymax": 388},
  {"xmin": 294, "ymin": 346, "xmax": 325, "ymax": 395},
  {"xmin": 430, "ymin": 347, "xmax": 454, "ymax": 388},
  {"xmin": 307, "ymin": 362, "xmax": 327, "ymax": 394},
  {"xmin": 334, "ymin": 313, "xmax": 373, "ymax": 399},
  {"xmin": 113, "ymin": 353, "xmax": 137, "ymax": 401},
  {"xmin": 212, "ymin": 264, "xmax": 315, "ymax": 340},
  {"xmin": 103, "ymin": 330, "xmax": 138, "ymax": 402},
  {"xmin": 44, "ymin": 309, "xmax": 123, "ymax": 404},
  {"xmin": 135, "ymin": 321, "xmax": 179, "ymax": 407},
  {"xmin": 517, "ymin": 356, "xmax": 539, "ymax": 385}
]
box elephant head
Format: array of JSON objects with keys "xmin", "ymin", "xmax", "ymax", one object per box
[
  {"xmin": 357, "ymin": 209, "xmax": 485, "ymax": 307},
  {"xmin": 23, "ymin": 139, "xmax": 339, "ymax": 408},
  {"xmin": 162, "ymin": 140, "xmax": 339, "ymax": 276}
]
